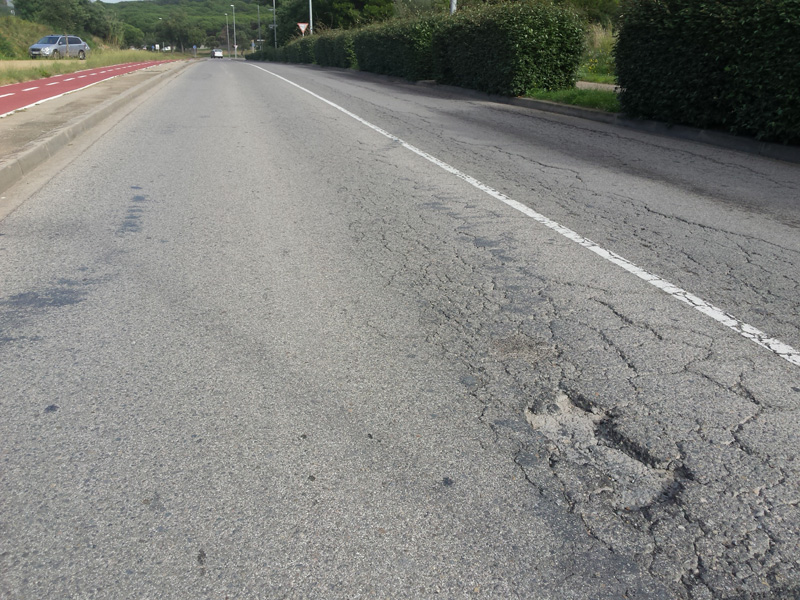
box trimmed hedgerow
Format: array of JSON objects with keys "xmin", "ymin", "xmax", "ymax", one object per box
[
  {"xmin": 244, "ymin": 2, "xmax": 585, "ymax": 99},
  {"xmin": 431, "ymin": 2, "xmax": 585, "ymax": 96},
  {"xmin": 285, "ymin": 36, "xmax": 317, "ymax": 64},
  {"xmin": 314, "ymin": 30, "xmax": 357, "ymax": 68},
  {"xmin": 352, "ymin": 16, "xmax": 446, "ymax": 81},
  {"xmin": 615, "ymin": 0, "xmax": 800, "ymax": 144},
  {"xmin": 245, "ymin": 46, "xmax": 287, "ymax": 62}
]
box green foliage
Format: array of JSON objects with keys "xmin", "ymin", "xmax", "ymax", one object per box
[
  {"xmin": 526, "ymin": 87, "xmax": 619, "ymax": 111},
  {"xmin": 0, "ymin": 14, "xmax": 57, "ymax": 58},
  {"xmin": 555, "ymin": 0, "xmax": 619, "ymax": 26},
  {"xmin": 248, "ymin": 45, "xmax": 288, "ymax": 61},
  {"xmin": 352, "ymin": 16, "xmax": 444, "ymax": 80},
  {"xmin": 13, "ymin": 0, "xmax": 113, "ymax": 40},
  {"xmin": 615, "ymin": 0, "xmax": 800, "ymax": 144},
  {"xmin": 431, "ymin": 1, "xmax": 585, "ymax": 96},
  {"xmin": 314, "ymin": 29, "xmax": 357, "ymax": 68},
  {"xmin": 252, "ymin": 1, "xmax": 585, "ymax": 99},
  {"xmin": 122, "ymin": 23, "xmax": 145, "ymax": 49},
  {"xmin": 576, "ymin": 23, "xmax": 615, "ymax": 83},
  {"xmin": 285, "ymin": 35, "xmax": 316, "ymax": 63},
  {"xmin": 0, "ymin": 35, "xmax": 16, "ymax": 59}
]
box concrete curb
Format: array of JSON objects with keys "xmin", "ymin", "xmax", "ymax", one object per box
[
  {"xmin": 0, "ymin": 61, "xmax": 192, "ymax": 196},
  {"xmin": 417, "ymin": 81, "xmax": 800, "ymax": 165}
]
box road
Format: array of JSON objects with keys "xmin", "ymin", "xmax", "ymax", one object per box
[{"xmin": 1, "ymin": 59, "xmax": 799, "ymax": 599}]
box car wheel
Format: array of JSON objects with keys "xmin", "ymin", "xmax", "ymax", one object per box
[
  {"xmin": 78, "ymin": 50, "xmax": 85, "ymax": 60},
  {"xmin": 52, "ymin": 51, "xmax": 61, "ymax": 59}
]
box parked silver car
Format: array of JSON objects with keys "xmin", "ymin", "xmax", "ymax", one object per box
[{"xmin": 29, "ymin": 35, "xmax": 90, "ymax": 60}]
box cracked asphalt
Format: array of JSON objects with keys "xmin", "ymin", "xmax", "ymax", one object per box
[{"xmin": 1, "ymin": 60, "xmax": 799, "ymax": 599}]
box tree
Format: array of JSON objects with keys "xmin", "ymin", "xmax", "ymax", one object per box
[{"xmin": 123, "ymin": 24, "xmax": 146, "ymax": 48}]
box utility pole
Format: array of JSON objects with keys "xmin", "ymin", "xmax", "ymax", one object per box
[
  {"xmin": 225, "ymin": 13, "xmax": 230, "ymax": 56},
  {"xmin": 257, "ymin": 5, "xmax": 262, "ymax": 52},
  {"xmin": 273, "ymin": 0, "xmax": 277, "ymax": 48},
  {"xmin": 231, "ymin": 5, "xmax": 237, "ymax": 59}
]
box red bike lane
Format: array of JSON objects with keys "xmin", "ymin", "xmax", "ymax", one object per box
[{"xmin": 0, "ymin": 60, "xmax": 175, "ymax": 118}]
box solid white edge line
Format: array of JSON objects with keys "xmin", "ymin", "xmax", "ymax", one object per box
[{"xmin": 257, "ymin": 64, "xmax": 800, "ymax": 367}]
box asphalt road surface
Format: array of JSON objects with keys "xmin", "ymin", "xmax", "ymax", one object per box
[{"xmin": 1, "ymin": 60, "xmax": 799, "ymax": 599}]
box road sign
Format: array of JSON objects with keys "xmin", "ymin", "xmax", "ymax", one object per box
[{"xmin": 298, "ymin": 22, "xmax": 308, "ymax": 35}]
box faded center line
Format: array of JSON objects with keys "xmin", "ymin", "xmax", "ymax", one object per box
[{"xmin": 248, "ymin": 63, "xmax": 800, "ymax": 368}]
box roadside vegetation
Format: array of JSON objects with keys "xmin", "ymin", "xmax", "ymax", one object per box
[
  {"xmin": 526, "ymin": 87, "xmax": 619, "ymax": 112},
  {"xmin": 0, "ymin": 15, "xmax": 51, "ymax": 59},
  {"xmin": 5, "ymin": 0, "xmax": 792, "ymax": 143},
  {"xmin": 616, "ymin": 0, "xmax": 799, "ymax": 143},
  {"xmin": 576, "ymin": 23, "xmax": 615, "ymax": 84}
]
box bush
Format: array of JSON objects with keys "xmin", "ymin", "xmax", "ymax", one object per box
[
  {"xmin": 431, "ymin": 1, "xmax": 585, "ymax": 96},
  {"xmin": 285, "ymin": 36, "xmax": 317, "ymax": 64},
  {"xmin": 352, "ymin": 16, "xmax": 445, "ymax": 80},
  {"xmin": 243, "ymin": 1, "xmax": 586, "ymax": 100},
  {"xmin": 615, "ymin": 0, "xmax": 800, "ymax": 144},
  {"xmin": 314, "ymin": 30, "xmax": 357, "ymax": 69},
  {"xmin": 245, "ymin": 46, "xmax": 288, "ymax": 62}
]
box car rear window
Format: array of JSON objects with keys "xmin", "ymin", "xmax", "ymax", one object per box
[{"xmin": 68, "ymin": 37, "xmax": 82, "ymax": 45}]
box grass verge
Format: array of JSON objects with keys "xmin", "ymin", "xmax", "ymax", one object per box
[{"xmin": 525, "ymin": 87, "xmax": 620, "ymax": 112}]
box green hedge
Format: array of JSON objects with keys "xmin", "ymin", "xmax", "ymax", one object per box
[
  {"xmin": 431, "ymin": 2, "xmax": 585, "ymax": 96},
  {"xmin": 244, "ymin": 2, "xmax": 585, "ymax": 98},
  {"xmin": 314, "ymin": 30, "xmax": 357, "ymax": 69},
  {"xmin": 615, "ymin": 0, "xmax": 800, "ymax": 144},
  {"xmin": 245, "ymin": 46, "xmax": 287, "ymax": 62},
  {"xmin": 285, "ymin": 36, "xmax": 317, "ymax": 64},
  {"xmin": 352, "ymin": 17, "xmax": 445, "ymax": 81}
]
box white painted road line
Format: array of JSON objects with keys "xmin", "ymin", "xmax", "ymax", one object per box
[
  {"xmin": 250, "ymin": 64, "xmax": 800, "ymax": 369},
  {"xmin": 0, "ymin": 93, "xmax": 14, "ymax": 98},
  {"xmin": 22, "ymin": 87, "xmax": 39, "ymax": 92},
  {"xmin": 46, "ymin": 82, "xmax": 60, "ymax": 86}
]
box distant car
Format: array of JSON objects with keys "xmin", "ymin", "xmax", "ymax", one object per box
[
  {"xmin": 211, "ymin": 48, "xmax": 224, "ymax": 58},
  {"xmin": 29, "ymin": 35, "xmax": 90, "ymax": 60}
]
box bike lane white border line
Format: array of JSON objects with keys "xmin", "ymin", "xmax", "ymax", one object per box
[{"xmin": 249, "ymin": 63, "xmax": 800, "ymax": 368}]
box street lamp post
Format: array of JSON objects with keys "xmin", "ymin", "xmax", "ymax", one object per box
[
  {"xmin": 309, "ymin": 0, "xmax": 313, "ymax": 34},
  {"xmin": 257, "ymin": 5, "xmax": 261, "ymax": 52},
  {"xmin": 272, "ymin": 0, "xmax": 277, "ymax": 48},
  {"xmin": 231, "ymin": 5, "xmax": 237, "ymax": 59},
  {"xmin": 225, "ymin": 13, "xmax": 230, "ymax": 56}
]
